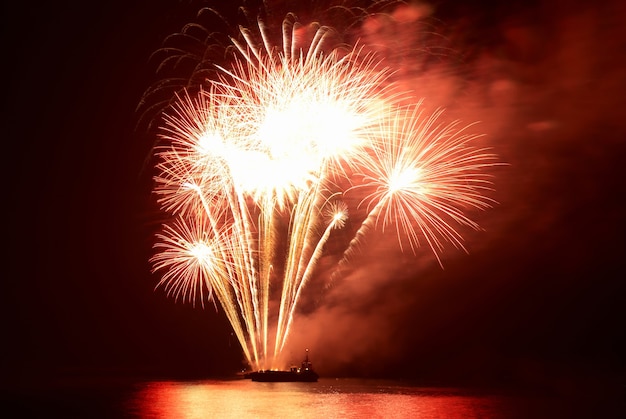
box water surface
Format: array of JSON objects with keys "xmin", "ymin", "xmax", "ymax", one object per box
[{"xmin": 7, "ymin": 377, "xmax": 624, "ymax": 418}]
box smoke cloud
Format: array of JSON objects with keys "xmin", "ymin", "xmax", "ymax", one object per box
[{"xmin": 280, "ymin": 0, "xmax": 626, "ymax": 377}]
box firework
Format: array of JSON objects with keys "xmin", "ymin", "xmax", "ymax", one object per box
[
  {"xmin": 335, "ymin": 104, "xmax": 499, "ymax": 273},
  {"xmin": 147, "ymin": 11, "xmax": 499, "ymax": 371}
]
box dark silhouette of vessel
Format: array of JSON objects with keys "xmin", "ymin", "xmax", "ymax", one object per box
[{"xmin": 245, "ymin": 350, "xmax": 319, "ymax": 382}]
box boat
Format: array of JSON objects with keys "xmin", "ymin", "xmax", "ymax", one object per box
[{"xmin": 245, "ymin": 350, "xmax": 319, "ymax": 382}]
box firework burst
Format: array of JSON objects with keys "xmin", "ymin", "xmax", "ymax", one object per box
[
  {"xmin": 336, "ymin": 104, "xmax": 499, "ymax": 271},
  {"xmin": 146, "ymin": 9, "xmax": 500, "ymax": 371}
]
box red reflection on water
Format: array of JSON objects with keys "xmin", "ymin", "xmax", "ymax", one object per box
[
  {"xmin": 128, "ymin": 381, "xmax": 248, "ymax": 418},
  {"xmin": 128, "ymin": 379, "xmax": 524, "ymax": 418}
]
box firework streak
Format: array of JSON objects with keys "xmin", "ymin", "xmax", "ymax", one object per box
[{"xmin": 148, "ymin": 14, "xmax": 499, "ymax": 371}]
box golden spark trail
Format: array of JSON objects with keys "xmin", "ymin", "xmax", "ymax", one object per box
[
  {"xmin": 274, "ymin": 183, "xmax": 322, "ymax": 358},
  {"xmin": 277, "ymin": 200, "xmax": 348, "ymax": 355}
]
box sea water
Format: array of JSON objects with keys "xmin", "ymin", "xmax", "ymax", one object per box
[{"xmin": 6, "ymin": 377, "xmax": 624, "ymax": 418}]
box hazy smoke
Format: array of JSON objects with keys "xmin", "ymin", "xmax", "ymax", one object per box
[{"xmin": 278, "ymin": 0, "xmax": 626, "ymax": 376}]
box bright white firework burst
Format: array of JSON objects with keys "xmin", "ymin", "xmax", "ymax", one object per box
[{"xmin": 147, "ymin": 11, "xmax": 500, "ymax": 371}]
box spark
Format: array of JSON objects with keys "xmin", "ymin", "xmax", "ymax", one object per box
[{"xmin": 147, "ymin": 12, "xmax": 500, "ymax": 371}]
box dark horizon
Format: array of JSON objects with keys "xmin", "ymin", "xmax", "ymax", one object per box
[{"xmin": 4, "ymin": 0, "xmax": 624, "ymax": 391}]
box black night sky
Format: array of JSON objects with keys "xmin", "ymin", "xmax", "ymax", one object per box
[{"xmin": 4, "ymin": 0, "xmax": 625, "ymax": 396}]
